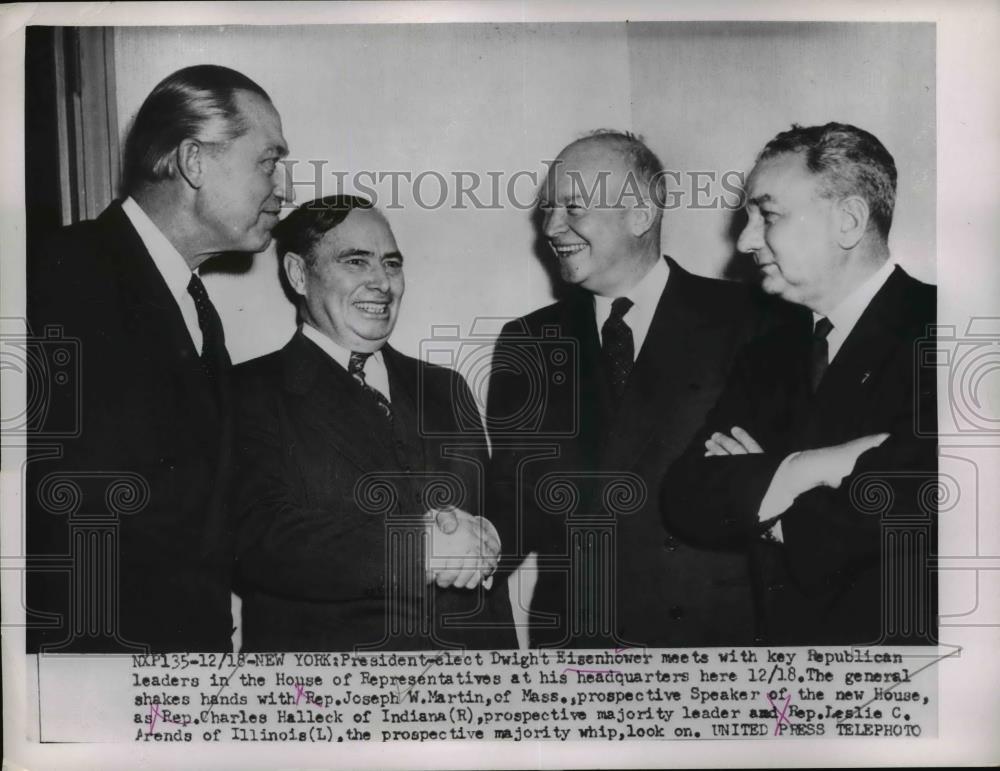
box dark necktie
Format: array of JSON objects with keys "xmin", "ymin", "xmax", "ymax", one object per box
[
  {"xmin": 809, "ymin": 316, "xmax": 834, "ymax": 393},
  {"xmin": 602, "ymin": 297, "xmax": 635, "ymax": 398},
  {"xmin": 187, "ymin": 273, "xmax": 231, "ymax": 378},
  {"xmin": 348, "ymin": 351, "xmax": 393, "ymax": 420}
]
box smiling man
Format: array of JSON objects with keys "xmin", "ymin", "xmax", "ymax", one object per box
[
  {"xmin": 232, "ymin": 195, "xmax": 515, "ymax": 651},
  {"xmin": 661, "ymin": 123, "xmax": 937, "ymax": 645},
  {"xmin": 486, "ymin": 131, "xmax": 773, "ymax": 648},
  {"xmin": 27, "ymin": 65, "xmax": 291, "ymax": 652}
]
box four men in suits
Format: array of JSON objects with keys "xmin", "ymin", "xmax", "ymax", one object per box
[
  {"xmin": 661, "ymin": 123, "xmax": 937, "ymax": 645},
  {"xmin": 232, "ymin": 195, "xmax": 515, "ymax": 651},
  {"xmin": 486, "ymin": 131, "xmax": 774, "ymax": 648},
  {"xmin": 28, "ymin": 57, "xmax": 934, "ymax": 652},
  {"xmin": 27, "ymin": 65, "xmax": 291, "ymax": 651}
]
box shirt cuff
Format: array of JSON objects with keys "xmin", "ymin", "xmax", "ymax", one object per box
[{"xmin": 756, "ymin": 453, "xmax": 800, "ymax": 541}]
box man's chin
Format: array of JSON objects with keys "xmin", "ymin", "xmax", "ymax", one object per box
[
  {"xmin": 353, "ymin": 324, "xmax": 395, "ymax": 347},
  {"xmin": 758, "ymin": 273, "xmax": 788, "ymax": 297}
]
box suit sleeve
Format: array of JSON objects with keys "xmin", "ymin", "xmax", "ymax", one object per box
[
  {"xmin": 447, "ymin": 370, "xmax": 492, "ymax": 514},
  {"xmin": 232, "ymin": 370, "xmax": 422, "ymax": 602},
  {"xmin": 660, "ymin": 342, "xmax": 786, "ymax": 548},
  {"xmin": 484, "ymin": 322, "xmax": 536, "ymax": 573},
  {"xmin": 663, "ymin": 325, "xmax": 936, "ymax": 594},
  {"xmin": 775, "ymin": 340, "xmax": 936, "ymax": 592}
]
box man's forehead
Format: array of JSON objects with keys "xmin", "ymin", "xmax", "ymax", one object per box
[
  {"xmin": 746, "ymin": 152, "xmax": 816, "ymax": 201},
  {"xmin": 234, "ymin": 90, "xmax": 288, "ymax": 152},
  {"xmin": 316, "ymin": 209, "xmax": 397, "ymax": 253},
  {"xmin": 546, "ymin": 144, "xmax": 630, "ymax": 193}
]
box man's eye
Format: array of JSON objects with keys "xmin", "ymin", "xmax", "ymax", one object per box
[{"xmin": 385, "ymin": 261, "xmax": 403, "ymax": 272}]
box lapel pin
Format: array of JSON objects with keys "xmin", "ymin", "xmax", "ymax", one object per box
[{"xmin": 861, "ymin": 371, "xmax": 871, "ymax": 384}]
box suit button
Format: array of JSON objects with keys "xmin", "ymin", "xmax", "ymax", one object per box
[
  {"xmin": 767, "ymin": 582, "xmax": 783, "ymax": 592},
  {"xmin": 663, "ymin": 536, "xmax": 677, "ymax": 551},
  {"xmin": 669, "ymin": 606, "xmax": 684, "ymax": 620}
]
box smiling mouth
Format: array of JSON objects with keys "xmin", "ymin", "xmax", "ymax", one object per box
[
  {"xmin": 550, "ymin": 242, "xmax": 588, "ymax": 258},
  {"xmin": 354, "ymin": 301, "xmax": 391, "ymax": 317}
]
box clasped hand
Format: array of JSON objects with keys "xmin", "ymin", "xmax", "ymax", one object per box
[{"xmin": 424, "ymin": 505, "xmax": 501, "ymax": 590}]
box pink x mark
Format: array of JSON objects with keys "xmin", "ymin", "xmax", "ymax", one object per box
[{"xmin": 766, "ymin": 693, "xmax": 793, "ymax": 736}]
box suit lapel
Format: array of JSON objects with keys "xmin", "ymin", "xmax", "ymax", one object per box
[
  {"xmin": 601, "ymin": 260, "xmax": 703, "ymax": 472},
  {"xmin": 808, "ymin": 268, "xmax": 912, "ymax": 436},
  {"xmin": 562, "ymin": 292, "xmax": 611, "ymax": 464},
  {"xmin": 281, "ymin": 330, "xmax": 394, "ymax": 472},
  {"xmin": 100, "ymin": 204, "xmax": 222, "ymax": 442}
]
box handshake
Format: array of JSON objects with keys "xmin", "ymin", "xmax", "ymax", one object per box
[{"xmin": 424, "ymin": 506, "xmax": 501, "ymax": 590}]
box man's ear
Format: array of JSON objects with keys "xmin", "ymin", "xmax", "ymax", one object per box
[
  {"xmin": 835, "ymin": 195, "xmax": 869, "ymax": 249},
  {"xmin": 176, "ymin": 139, "xmax": 206, "ymax": 190},
  {"xmin": 283, "ymin": 252, "xmax": 308, "ymax": 297},
  {"xmin": 628, "ymin": 199, "xmax": 657, "ymax": 239}
]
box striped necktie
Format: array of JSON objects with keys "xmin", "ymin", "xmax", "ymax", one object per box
[{"xmin": 348, "ymin": 351, "xmax": 393, "ymax": 420}]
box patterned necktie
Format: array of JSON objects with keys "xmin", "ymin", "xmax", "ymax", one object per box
[
  {"xmin": 348, "ymin": 351, "xmax": 393, "ymax": 420},
  {"xmin": 602, "ymin": 297, "xmax": 635, "ymax": 398},
  {"xmin": 187, "ymin": 273, "xmax": 231, "ymax": 378},
  {"xmin": 809, "ymin": 316, "xmax": 834, "ymax": 393}
]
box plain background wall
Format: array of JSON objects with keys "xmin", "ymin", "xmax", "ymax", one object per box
[
  {"xmin": 114, "ymin": 22, "xmax": 934, "ymax": 371},
  {"xmin": 629, "ymin": 22, "xmax": 935, "ymax": 280}
]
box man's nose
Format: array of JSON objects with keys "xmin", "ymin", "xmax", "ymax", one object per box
[
  {"xmin": 737, "ymin": 216, "xmax": 762, "ymax": 254},
  {"xmin": 543, "ymin": 206, "xmax": 566, "ymax": 239},
  {"xmin": 367, "ymin": 262, "xmax": 391, "ymax": 291}
]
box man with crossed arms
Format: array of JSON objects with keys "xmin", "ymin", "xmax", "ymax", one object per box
[{"xmin": 662, "ymin": 123, "xmax": 937, "ymax": 645}]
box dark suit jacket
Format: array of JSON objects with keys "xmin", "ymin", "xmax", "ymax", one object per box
[
  {"xmin": 26, "ymin": 202, "xmax": 234, "ymax": 652},
  {"xmin": 486, "ymin": 257, "xmax": 776, "ymax": 648},
  {"xmin": 661, "ymin": 266, "xmax": 937, "ymax": 645},
  {"xmin": 232, "ymin": 330, "xmax": 517, "ymax": 651}
]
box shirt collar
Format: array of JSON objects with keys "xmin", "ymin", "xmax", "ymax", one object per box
[
  {"xmin": 121, "ymin": 196, "xmax": 195, "ymax": 301},
  {"xmin": 301, "ymin": 322, "xmax": 384, "ymax": 371},
  {"xmin": 814, "ymin": 259, "xmax": 896, "ymax": 334},
  {"xmin": 593, "ymin": 256, "xmax": 670, "ymax": 319}
]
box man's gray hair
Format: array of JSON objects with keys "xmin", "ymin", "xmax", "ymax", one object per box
[
  {"xmin": 572, "ymin": 129, "xmax": 668, "ymax": 220},
  {"xmin": 122, "ymin": 64, "xmax": 271, "ymax": 195},
  {"xmin": 757, "ymin": 122, "xmax": 897, "ymax": 239}
]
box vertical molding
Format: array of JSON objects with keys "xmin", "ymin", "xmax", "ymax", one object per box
[
  {"xmin": 103, "ymin": 28, "xmax": 121, "ymax": 202},
  {"xmin": 75, "ymin": 27, "xmax": 120, "ymax": 221},
  {"xmin": 51, "ymin": 29, "xmax": 74, "ymax": 226}
]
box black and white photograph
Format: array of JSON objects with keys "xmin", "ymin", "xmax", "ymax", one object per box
[{"xmin": 2, "ymin": 2, "xmax": 998, "ymax": 769}]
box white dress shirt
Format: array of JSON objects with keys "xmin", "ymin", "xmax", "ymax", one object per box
[
  {"xmin": 121, "ymin": 196, "xmax": 203, "ymax": 352},
  {"xmin": 758, "ymin": 259, "xmax": 897, "ymax": 538},
  {"xmin": 816, "ymin": 258, "xmax": 896, "ymax": 362},
  {"xmin": 301, "ymin": 322, "xmax": 391, "ymax": 401},
  {"xmin": 593, "ymin": 256, "xmax": 670, "ymax": 355}
]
